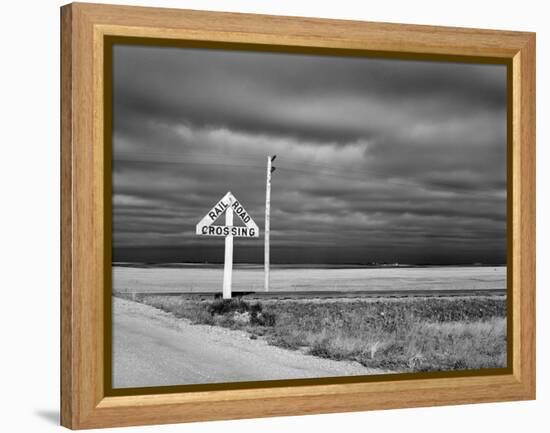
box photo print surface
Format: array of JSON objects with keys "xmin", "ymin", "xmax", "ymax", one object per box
[{"xmin": 110, "ymin": 43, "xmax": 507, "ymax": 389}]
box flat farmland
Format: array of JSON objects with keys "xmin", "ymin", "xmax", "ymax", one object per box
[
  {"xmin": 112, "ymin": 264, "xmax": 508, "ymax": 384},
  {"xmin": 112, "ymin": 264, "xmax": 506, "ymax": 294}
]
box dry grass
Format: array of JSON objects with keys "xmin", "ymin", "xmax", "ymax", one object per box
[{"xmin": 116, "ymin": 294, "xmax": 507, "ymax": 373}]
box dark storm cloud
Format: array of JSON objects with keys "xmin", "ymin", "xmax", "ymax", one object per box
[
  {"xmin": 113, "ymin": 46, "xmax": 505, "ymax": 144},
  {"xmin": 111, "ymin": 44, "xmax": 507, "ymax": 264}
]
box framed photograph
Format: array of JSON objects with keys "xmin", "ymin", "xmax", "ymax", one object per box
[{"xmin": 60, "ymin": 3, "xmax": 535, "ymax": 429}]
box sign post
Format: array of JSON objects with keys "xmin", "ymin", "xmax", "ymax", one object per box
[
  {"xmin": 223, "ymin": 206, "xmax": 233, "ymax": 299},
  {"xmin": 196, "ymin": 192, "xmax": 259, "ymax": 299}
]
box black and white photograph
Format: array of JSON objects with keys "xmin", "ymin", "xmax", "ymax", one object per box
[{"xmin": 110, "ymin": 43, "xmax": 508, "ymax": 389}]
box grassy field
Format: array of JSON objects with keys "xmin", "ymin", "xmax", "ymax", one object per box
[
  {"xmin": 113, "ymin": 265, "xmax": 506, "ymax": 293},
  {"xmin": 116, "ymin": 294, "xmax": 507, "ymax": 372}
]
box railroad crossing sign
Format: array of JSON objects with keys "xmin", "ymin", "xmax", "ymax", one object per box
[
  {"xmin": 195, "ymin": 192, "xmax": 259, "ymax": 299},
  {"xmin": 196, "ymin": 191, "xmax": 259, "ymax": 238}
]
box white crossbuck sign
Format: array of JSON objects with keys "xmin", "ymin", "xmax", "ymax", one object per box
[
  {"xmin": 196, "ymin": 192, "xmax": 260, "ymax": 299},
  {"xmin": 196, "ymin": 191, "xmax": 259, "ymax": 238}
]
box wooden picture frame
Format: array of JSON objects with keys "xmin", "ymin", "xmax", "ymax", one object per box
[{"xmin": 60, "ymin": 2, "xmax": 535, "ymax": 429}]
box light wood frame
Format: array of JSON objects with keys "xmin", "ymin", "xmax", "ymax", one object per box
[{"xmin": 60, "ymin": 2, "xmax": 536, "ymax": 429}]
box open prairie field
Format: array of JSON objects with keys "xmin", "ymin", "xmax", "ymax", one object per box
[
  {"xmin": 113, "ymin": 264, "xmax": 506, "ymax": 294},
  {"xmin": 116, "ymin": 294, "xmax": 507, "ymax": 374},
  {"xmin": 112, "ymin": 264, "xmax": 507, "ymax": 382}
]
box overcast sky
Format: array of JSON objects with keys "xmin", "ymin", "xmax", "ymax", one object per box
[{"xmin": 111, "ymin": 44, "xmax": 507, "ymax": 265}]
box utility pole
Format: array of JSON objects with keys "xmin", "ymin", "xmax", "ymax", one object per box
[{"xmin": 264, "ymin": 155, "xmax": 276, "ymax": 291}]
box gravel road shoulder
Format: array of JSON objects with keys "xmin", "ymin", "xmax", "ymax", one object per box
[{"xmin": 113, "ymin": 297, "xmax": 385, "ymax": 388}]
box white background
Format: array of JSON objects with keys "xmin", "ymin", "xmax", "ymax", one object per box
[{"xmin": 0, "ymin": 0, "xmax": 546, "ymax": 431}]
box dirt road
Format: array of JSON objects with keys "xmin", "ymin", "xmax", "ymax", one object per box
[{"xmin": 112, "ymin": 297, "xmax": 380, "ymax": 388}]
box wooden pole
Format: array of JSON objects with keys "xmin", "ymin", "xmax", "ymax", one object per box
[
  {"xmin": 264, "ymin": 156, "xmax": 272, "ymax": 292},
  {"xmin": 223, "ymin": 207, "xmax": 233, "ymax": 299}
]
